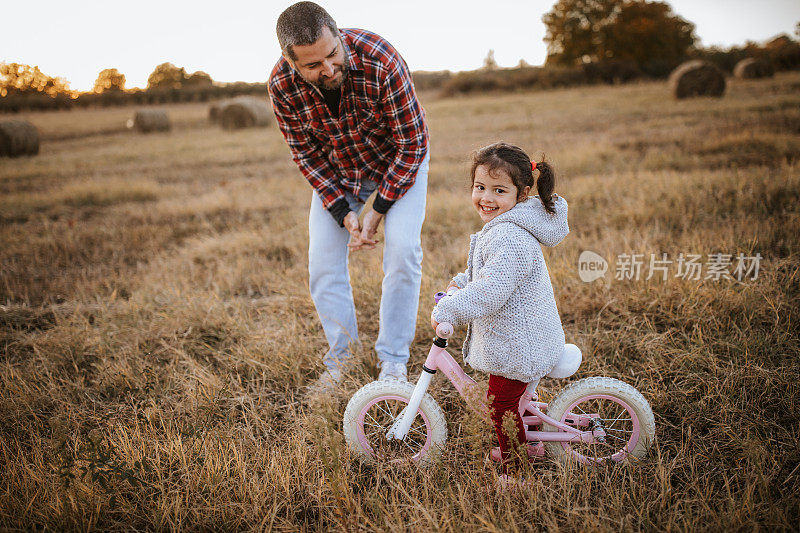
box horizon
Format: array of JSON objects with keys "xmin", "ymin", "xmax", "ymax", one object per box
[{"xmin": 4, "ymin": 0, "xmax": 800, "ymax": 93}]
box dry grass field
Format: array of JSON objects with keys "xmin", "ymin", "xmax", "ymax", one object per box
[{"xmin": 1, "ymin": 72, "xmax": 799, "ymax": 530}]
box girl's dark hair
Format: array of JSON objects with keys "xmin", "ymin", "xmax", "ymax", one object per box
[{"xmin": 470, "ymin": 141, "xmax": 556, "ymax": 214}]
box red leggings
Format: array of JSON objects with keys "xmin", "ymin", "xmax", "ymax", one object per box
[{"xmin": 487, "ymin": 374, "xmax": 528, "ymax": 473}]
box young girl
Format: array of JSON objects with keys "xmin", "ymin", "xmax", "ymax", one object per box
[{"xmin": 431, "ymin": 141, "xmax": 569, "ymax": 479}]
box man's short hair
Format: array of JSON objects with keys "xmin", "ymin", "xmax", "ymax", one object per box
[{"xmin": 277, "ymin": 2, "xmax": 339, "ymax": 61}]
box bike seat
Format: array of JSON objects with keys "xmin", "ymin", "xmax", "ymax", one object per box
[{"xmin": 546, "ymin": 344, "xmax": 582, "ymax": 379}]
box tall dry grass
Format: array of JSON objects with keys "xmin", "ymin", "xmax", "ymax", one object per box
[{"xmin": 1, "ymin": 73, "xmax": 799, "ymax": 530}]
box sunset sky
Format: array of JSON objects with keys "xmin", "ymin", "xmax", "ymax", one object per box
[{"xmin": 5, "ymin": 0, "xmax": 800, "ymax": 92}]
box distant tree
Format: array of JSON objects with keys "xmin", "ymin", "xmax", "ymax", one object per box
[
  {"xmin": 482, "ymin": 49, "xmax": 498, "ymax": 70},
  {"xmin": 763, "ymin": 34, "xmax": 800, "ymax": 71},
  {"xmin": 147, "ymin": 62, "xmax": 187, "ymax": 89},
  {"xmin": 765, "ymin": 34, "xmax": 794, "ymax": 50},
  {"xmin": 543, "ymin": 0, "xmax": 696, "ymax": 76},
  {"xmin": 93, "ymin": 68, "xmax": 126, "ymax": 93},
  {"xmin": 184, "ymin": 70, "xmax": 213, "ymax": 86},
  {"xmin": 605, "ymin": 2, "xmax": 696, "ymax": 75},
  {"xmin": 543, "ymin": 0, "xmax": 620, "ymax": 64},
  {"xmin": 0, "ymin": 62, "xmax": 73, "ymax": 97},
  {"xmin": 146, "ymin": 63, "xmax": 214, "ymax": 90}
]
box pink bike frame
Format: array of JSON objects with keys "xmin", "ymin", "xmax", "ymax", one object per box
[{"xmin": 388, "ymin": 332, "xmax": 606, "ymax": 445}]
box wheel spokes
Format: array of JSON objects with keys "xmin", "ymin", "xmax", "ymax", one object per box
[
  {"xmin": 375, "ymin": 401, "xmax": 394, "ymax": 420},
  {"xmin": 605, "ymin": 427, "xmax": 633, "ymax": 434},
  {"xmin": 361, "ymin": 397, "xmax": 430, "ymax": 460},
  {"xmin": 562, "ymin": 396, "xmax": 636, "ymax": 463}
]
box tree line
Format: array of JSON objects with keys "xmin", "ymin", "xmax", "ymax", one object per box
[
  {"xmin": 1, "ymin": 62, "xmax": 213, "ymax": 98},
  {"xmin": 433, "ymin": 1, "xmax": 799, "ymax": 97},
  {"xmin": 2, "ymin": 0, "xmax": 799, "ymax": 112},
  {"xmin": 0, "ymin": 62, "xmax": 266, "ymax": 113}
]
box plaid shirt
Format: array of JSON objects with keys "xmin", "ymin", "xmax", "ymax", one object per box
[{"xmin": 268, "ymin": 28, "xmax": 429, "ymax": 224}]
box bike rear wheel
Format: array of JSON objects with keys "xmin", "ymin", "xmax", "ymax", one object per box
[
  {"xmin": 343, "ymin": 380, "xmax": 447, "ymax": 466},
  {"xmin": 542, "ymin": 377, "xmax": 655, "ymax": 465}
]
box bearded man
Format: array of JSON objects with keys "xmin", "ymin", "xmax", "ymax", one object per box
[{"xmin": 269, "ymin": 2, "xmax": 430, "ymax": 388}]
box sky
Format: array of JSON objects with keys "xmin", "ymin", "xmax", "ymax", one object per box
[{"xmin": 4, "ymin": 0, "xmax": 800, "ymax": 92}]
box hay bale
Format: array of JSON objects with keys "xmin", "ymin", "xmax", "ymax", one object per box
[
  {"xmin": 669, "ymin": 60, "xmax": 726, "ymax": 99},
  {"xmin": 0, "ymin": 120, "xmax": 40, "ymax": 158},
  {"xmin": 209, "ymin": 96, "xmax": 270, "ymax": 125},
  {"xmin": 219, "ymin": 97, "xmax": 272, "ymax": 130},
  {"xmin": 734, "ymin": 58, "xmax": 775, "ymax": 79},
  {"xmin": 209, "ymin": 102, "xmax": 222, "ymax": 123},
  {"xmin": 128, "ymin": 109, "xmax": 170, "ymax": 133}
]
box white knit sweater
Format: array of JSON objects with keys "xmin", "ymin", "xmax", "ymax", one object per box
[{"xmin": 432, "ymin": 195, "xmax": 569, "ymax": 382}]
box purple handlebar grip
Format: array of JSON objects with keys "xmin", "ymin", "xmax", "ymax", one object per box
[{"xmin": 434, "ymin": 291, "xmax": 447, "ymax": 304}]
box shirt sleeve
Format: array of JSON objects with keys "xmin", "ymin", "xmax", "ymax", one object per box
[
  {"xmin": 268, "ymin": 86, "xmax": 351, "ymax": 225},
  {"xmin": 433, "ymin": 229, "xmax": 537, "ymax": 327},
  {"xmin": 371, "ymin": 55, "xmax": 429, "ymax": 214}
]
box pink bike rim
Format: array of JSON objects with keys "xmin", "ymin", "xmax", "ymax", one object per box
[
  {"xmin": 355, "ymin": 394, "xmax": 432, "ymax": 462},
  {"xmin": 560, "ymin": 393, "xmax": 641, "ymax": 464}
]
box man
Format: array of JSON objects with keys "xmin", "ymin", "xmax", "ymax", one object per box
[{"xmin": 268, "ymin": 2, "xmax": 430, "ymax": 387}]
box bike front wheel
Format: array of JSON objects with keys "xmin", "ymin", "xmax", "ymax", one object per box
[
  {"xmin": 542, "ymin": 377, "xmax": 655, "ymax": 465},
  {"xmin": 343, "ymin": 380, "xmax": 447, "ymax": 467}
]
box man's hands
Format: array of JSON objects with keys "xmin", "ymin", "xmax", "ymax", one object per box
[
  {"xmin": 343, "ymin": 211, "xmax": 363, "ymax": 247},
  {"xmin": 344, "ymin": 208, "xmax": 383, "ymax": 251},
  {"xmin": 360, "ymin": 209, "xmax": 384, "ymax": 246}
]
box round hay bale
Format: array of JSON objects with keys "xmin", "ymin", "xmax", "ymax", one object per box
[
  {"xmin": 733, "ymin": 58, "xmax": 774, "ymax": 79},
  {"xmin": 209, "ymin": 102, "xmax": 222, "ymax": 123},
  {"xmin": 209, "ymin": 96, "xmax": 269, "ymax": 124},
  {"xmin": 0, "ymin": 120, "xmax": 40, "ymax": 158},
  {"xmin": 669, "ymin": 60, "xmax": 726, "ymax": 99},
  {"xmin": 128, "ymin": 109, "xmax": 170, "ymax": 133},
  {"xmin": 219, "ymin": 97, "xmax": 272, "ymax": 130}
]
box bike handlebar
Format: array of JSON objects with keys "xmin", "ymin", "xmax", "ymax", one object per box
[
  {"xmin": 433, "ymin": 289, "xmax": 457, "ymax": 339},
  {"xmin": 435, "ymin": 322, "xmax": 454, "ymax": 339}
]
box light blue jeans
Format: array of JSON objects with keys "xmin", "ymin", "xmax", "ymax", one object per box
[{"xmin": 308, "ymin": 152, "xmax": 430, "ymax": 370}]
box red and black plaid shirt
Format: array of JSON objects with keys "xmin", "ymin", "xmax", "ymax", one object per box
[{"xmin": 268, "ymin": 28, "xmax": 429, "ymax": 224}]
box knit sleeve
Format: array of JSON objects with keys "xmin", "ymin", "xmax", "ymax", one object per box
[
  {"xmin": 452, "ymin": 271, "xmax": 469, "ymax": 288},
  {"xmin": 433, "ymin": 226, "xmax": 536, "ymax": 327}
]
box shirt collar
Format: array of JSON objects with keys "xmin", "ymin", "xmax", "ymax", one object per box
[{"xmin": 341, "ymin": 30, "xmax": 363, "ymax": 72}]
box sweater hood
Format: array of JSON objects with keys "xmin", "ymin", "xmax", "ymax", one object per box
[{"xmin": 481, "ymin": 195, "xmax": 569, "ymax": 247}]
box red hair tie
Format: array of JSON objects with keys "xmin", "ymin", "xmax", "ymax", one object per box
[{"xmin": 531, "ymin": 161, "xmax": 537, "ymax": 171}]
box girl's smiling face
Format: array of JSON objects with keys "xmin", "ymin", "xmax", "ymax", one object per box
[{"xmin": 472, "ymin": 165, "xmax": 530, "ymax": 223}]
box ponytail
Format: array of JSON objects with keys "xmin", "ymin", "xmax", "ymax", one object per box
[{"xmin": 534, "ymin": 158, "xmax": 556, "ymax": 215}]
